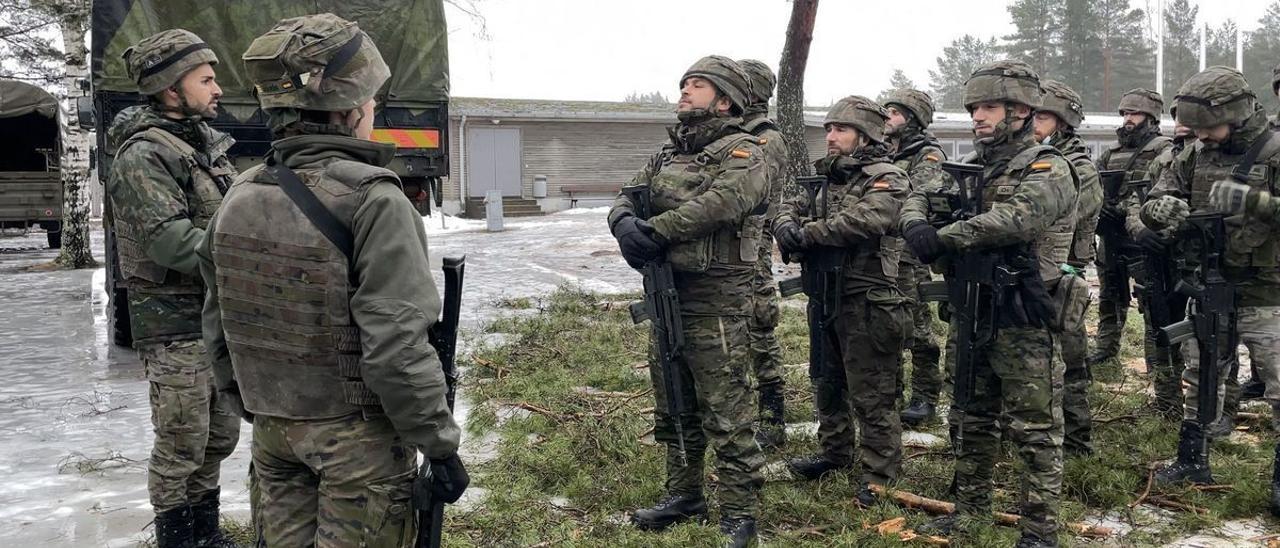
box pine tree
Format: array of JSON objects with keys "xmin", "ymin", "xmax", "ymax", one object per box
[
  {"xmin": 1093, "ymin": 0, "xmax": 1154, "ymax": 111},
  {"xmin": 876, "ymin": 68, "xmax": 917, "ymax": 103},
  {"xmin": 928, "ymin": 35, "xmax": 999, "ymax": 110},
  {"xmin": 1246, "ymin": 1, "xmax": 1280, "ymax": 114},
  {"xmin": 1204, "ymin": 20, "xmax": 1238, "ymax": 68},
  {"xmin": 1002, "ymin": 0, "xmax": 1057, "ymax": 76},
  {"xmin": 1049, "ymin": 0, "xmax": 1102, "ymax": 109},
  {"xmin": 1162, "ymin": 0, "xmax": 1200, "ymax": 96}
]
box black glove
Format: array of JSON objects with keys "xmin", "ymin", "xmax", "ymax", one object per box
[
  {"xmin": 414, "ymin": 453, "xmax": 470, "ymax": 506},
  {"xmin": 903, "ymin": 222, "xmax": 946, "ymax": 264},
  {"xmin": 1135, "ymin": 228, "xmax": 1168, "ymax": 253},
  {"xmin": 1097, "ymin": 204, "xmax": 1126, "ymax": 230},
  {"xmin": 613, "ymin": 215, "xmax": 663, "ymax": 268},
  {"xmin": 774, "ymin": 221, "xmax": 806, "ymax": 254}
]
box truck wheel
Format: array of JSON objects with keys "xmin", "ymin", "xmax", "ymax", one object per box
[{"xmin": 44, "ymin": 221, "xmax": 62, "ymax": 249}]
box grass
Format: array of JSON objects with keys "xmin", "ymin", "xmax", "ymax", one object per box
[{"xmin": 443, "ymin": 285, "xmax": 1279, "ymax": 547}]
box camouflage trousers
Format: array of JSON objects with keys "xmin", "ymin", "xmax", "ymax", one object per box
[
  {"xmin": 139, "ymin": 339, "xmax": 241, "ymax": 512},
  {"xmin": 1182, "ymin": 306, "xmax": 1280, "ymax": 426},
  {"xmin": 812, "ymin": 289, "xmax": 908, "ymax": 485},
  {"xmin": 1141, "ymin": 292, "xmax": 1188, "ymax": 416},
  {"xmin": 952, "ymin": 326, "xmax": 1064, "ymax": 540},
  {"xmin": 651, "ymin": 314, "xmax": 765, "ymax": 520},
  {"xmin": 1094, "ymin": 262, "xmax": 1130, "ymax": 358},
  {"xmin": 1060, "ymin": 277, "xmax": 1092, "ymax": 455},
  {"xmin": 252, "ymin": 412, "xmax": 417, "ymax": 547},
  {"xmin": 748, "ymin": 272, "xmax": 785, "ymax": 392},
  {"xmin": 896, "ymin": 262, "xmax": 943, "ymax": 405}
]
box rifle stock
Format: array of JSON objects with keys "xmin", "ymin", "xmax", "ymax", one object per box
[{"xmin": 1098, "ymin": 170, "xmax": 1133, "ymax": 303}]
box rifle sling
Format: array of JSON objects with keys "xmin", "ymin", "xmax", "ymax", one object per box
[
  {"xmin": 266, "ymin": 163, "xmax": 356, "ymax": 267},
  {"xmin": 1231, "ymin": 129, "xmax": 1278, "ymax": 182}
]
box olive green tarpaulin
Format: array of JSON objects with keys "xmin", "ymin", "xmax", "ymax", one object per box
[
  {"xmin": 0, "ymin": 80, "xmax": 58, "ymax": 119},
  {"xmin": 91, "ymin": 0, "xmax": 449, "ymax": 107}
]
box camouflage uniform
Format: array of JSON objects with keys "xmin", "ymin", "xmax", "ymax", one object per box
[
  {"xmin": 105, "ymin": 29, "xmax": 241, "ymax": 546},
  {"xmin": 900, "ymin": 61, "xmax": 1077, "ymax": 544},
  {"xmin": 884, "ymin": 89, "xmax": 949, "ymax": 419},
  {"xmin": 1093, "ymin": 89, "xmax": 1172, "ymax": 363},
  {"xmin": 200, "ymin": 15, "xmax": 461, "ymax": 546},
  {"xmin": 776, "ymin": 96, "xmax": 911, "ymax": 491},
  {"xmin": 1040, "ymin": 80, "xmax": 1102, "ymax": 456},
  {"xmin": 1141, "ymin": 68, "xmax": 1280, "ymax": 494},
  {"xmin": 609, "ymin": 56, "xmax": 767, "ymax": 533},
  {"xmin": 738, "ymin": 59, "xmax": 789, "ymax": 448}
]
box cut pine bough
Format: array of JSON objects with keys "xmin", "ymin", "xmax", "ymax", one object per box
[{"xmin": 866, "ymin": 484, "xmax": 1116, "ymax": 538}]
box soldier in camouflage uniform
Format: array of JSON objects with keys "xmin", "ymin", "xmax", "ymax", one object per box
[
  {"xmin": 608, "ymin": 55, "xmax": 766, "ymax": 547},
  {"xmin": 199, "ymin": 14, "xmax": 467, "ymax": 545},
  {"xmin": 883, "ymin": 88, "xmax": 949, "ymax": 427},
  {"xmin": 737, "ymin": 59, "xmax": 789, "ymax": 450},
  {"xmin": 776, "ymin": 96, "xmax": 911, "ymax": 505},
  {"xmin": 1091, "ymin": 89, "xmax": 1173, "ymax": 366},
  {"xmin": 1032, "ymin": 80, "xmax": 1102, "ymax": 456},
  {"xmin": 105, "ymin": 29, "xmax": 241, "ymax": 548},
  {"xmin": 1138, "ymin": 70, "xmax": 1280, "ymax": 515},
  {"xmin": 900, "ymin": 60, "xmax": 1077, "ymax": 548}
]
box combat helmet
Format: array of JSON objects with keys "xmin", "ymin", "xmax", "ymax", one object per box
[
  {"xmin": 1174, "ymin": 66, "xmax": 1257, "ymax": 129},
  {"xmin": 883, "ymin": 88, "xmax": 936, "ymax": 127},
  {"xmin": 243, "ymin": 13, "xmax": 390, "ymax": 112},
  {"xmin": 962, "ymin": 60, "xmax": 1042, "ymax": 110},
  {"xmin": 123, "ymin": 29, "xmax": 218, "ymax": 96},
  {"xmin": 737, "ymin": 59, "xmax": 776, "ymax": 106},
  {"xmin": 1039, "ymin": 79, "xmax": 1084, "ymax": 128},
  {"xmin": 1117, "ymin": 88, "xmax": 1163, "ymax": 119},
  {"xmin": 680, "ymin": 56, "xmax": 753, "ymax": 114},
  {"xmin": 823, "ymin": 95, "xmax": 890, "ymax": 143}
]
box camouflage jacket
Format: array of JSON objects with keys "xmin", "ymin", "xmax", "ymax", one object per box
[
  {"xmin": 1052, "ymin": 133, "xmax": 1102, "ymax": 267},
  {"xmin": 105, "ymin": 106, "xmax": 235, "ymax": 345},
  {"xmin": 890, "ymin": 130, "xmax": 950, "ymax": 266},
  {"xmin": 199, "ymin": 134, "xmax": 460, "ymax": 457},
  {"xmin": 608, "ymin": 116, "xmax": 768, "ymax": 316}
]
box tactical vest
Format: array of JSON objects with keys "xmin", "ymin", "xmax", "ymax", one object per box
[
  {"xmin": 1064, "ymin": 148, "xmax": 1100, "ymax": 266},
  {"xmin": 211, "ymin": 159, "xmax": 397, "ymax": 420},
  {"xmin": 982, "ymin": 145, "xmax": 1079, "ymax": 282},
  {"xmin": 115, "ymin": 127, "xmax": 233, "ymax": 289},
  {"xmin": 1186, "ymin": 132, "xmax": 1280, "ymax": 272},
  {"xmin": 652, "ymin": 132, "xmax": 766, "ymax": 273},
  {"xmin": 1101, "ymin": 135, "xmax": 1171, "ymax": 185},
  {"xmin": 893, "ymin": 141, "xmax": 945, "ymax": 267},
  {"xmin": 814, "ymin": 162, "xmax": 907, "ymax": 284},
  {"xmin": 741, "ymin": 116, "xmax": 785, "ymax": 226}
]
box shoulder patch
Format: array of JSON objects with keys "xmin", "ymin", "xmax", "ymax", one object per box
[
  {"xmin": 731, "ymin": 149, "xmax": 752, "ymax": 159},
  {"xmin": 758, "ymin": 138, "xmax": 769, "ymax": 145},
  {"xmin": 925, "ymin": 153, "xmax": 942, "ymax": 163},
  {"xmin": 871, "ymin": 180, "xmax": 891, "ymax": 190},
  {"xmin": 1030, "ymin": 161, "xmax": 1053, "ymax": 171}
]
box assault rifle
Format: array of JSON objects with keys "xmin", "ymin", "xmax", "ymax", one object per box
[
  {"xmin": 1158, "ymin": 213, "xmax": 1236, "ymax": 430},
  {"xmin": 620, "ymin": 185, "xmax": 691, "ymax": 466},
  {"xmin": 417, "ymin": 256, "xmax": 467, "ymax": 548},
  {"xmin": 1098, "ymin": 169, "xmax": 1134, "ymax": 306},
  {"xmin": 777, "ymin": 175, "xmax": 845, "ymax": 381},
  {"xmin": 1125, "ymin": 180, "xmax": 1186, "ymax": 351},
  {"xmin": 916, "ymin": 161, "xmax": 1035, "ymax": 446}
]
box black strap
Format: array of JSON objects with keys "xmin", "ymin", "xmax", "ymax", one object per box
[
  {"xmin": 140, "ymin": 43, "xmax": 211, "ymax": 78},
  {"xmin": 265, "ymin": 164, "xmax": 355, "ymax": 263},
  {"xmin": 1121, "ymin": 133, "xmax": 1158, "ymax": 174},
  {"xmin": 1232, "ymin": 129, "xmax": 1278, "ymax": 182},
  {"xmin": 325, "ymin": 34, "xmax": 364, "ymax": 78}
]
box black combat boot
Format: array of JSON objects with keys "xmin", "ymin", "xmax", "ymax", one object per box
[
  {"xmin": 854, "ymin": 483, "xmax": 878, "ymax": 507},
  {"xmin": 154, "ymin": 505, "xmax": 195, "ymax": 548},
  {"xmin": 190, "ymin": 488, "xmax": 239, "ymax": 547},
  {"xmin": 1271, "ymin": 442, "xmax": 1280, "ymax": 518},
  {"xmin": 786, "ymin": 454, "xmax": 849, "ymax": 481},
  {"xmin": 631, "ymin": 493, "xmax": 708, "ymax": 531},
  {"xmin": 1014, "ymin": 532, "xmax": 1059, "ymax": 548},
  {"xmin": 754, "ymin": 385, "xmax": 787, "ymax": 450},
  {"xmin": 901, "ymin": 399, "xmax": 935, "ymax": 428},
  {"xmin": 719, "ymin": 517, "xmax": 757, "ymax": 548},
  {"xmin": 1242, "ymin": 376, "xmax": 1265, "ymax": 400},
  {"xmin": 917, "ymin": 513, "xmax": 960, "ymax": 536},
  {"xmin": 1154, "ymin": 420, "xmax": 1214, "ymax": 485},
  {"xmin": 1085, "ymin": 350, "xmax": 1115, "ymax": 367},
  {"xmin": 1205, "ymin": 413, "xmax": 1235, "ymax": 440}
]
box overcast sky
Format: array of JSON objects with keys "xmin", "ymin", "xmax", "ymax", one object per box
[{"xmin": 444, "ymin": 0, "xmax": 1274, "ymax": 105}]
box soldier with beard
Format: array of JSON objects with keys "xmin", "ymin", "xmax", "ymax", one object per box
[
  {"xmin": 1141, "ymin": 69, "xmax": 1280, "ymax": 519},
  {"xmin": 900, "ymin": 60, "xmax": 1077, "ymax": 547},
  {"xmin": 776, "ymin": 96, "xmax": 911, "ymax": 506},
  {"xmin": 609, "ymin": 55, "xmax": 766, "ymax": 547},
  {"xmin": 1032, "ymin": 80, "xmax": 1101, "ymax": 457},
  {"xmin": 883, "ymin": 89, "xmax": 949, "ymax": 427},
  {"xmin": 1091, "ymin": 89, "xmax": 1172, "ymax": 366}
]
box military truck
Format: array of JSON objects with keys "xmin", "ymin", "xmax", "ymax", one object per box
[
  {"xmin": 0, "ymin": 80, "xmax": 63, "ymax": 249},
  {"xmin": 90, "ymin": 0, "xmax": 452, "ymax": 346}
]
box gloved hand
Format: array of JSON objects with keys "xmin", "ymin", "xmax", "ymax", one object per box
[
  {"xmin": 1209, "ymin": 180, "xmax": 1272, "ymax": 217},
  {"xmin": 902, "ymin": 222, "xmax": 946, "ymax": 264},
  {"xmin": 1135, "ymin": 227, "xmax": 1169, "ymax": 253},
  {"xmin": 414, "ymin": 453, "xmax": 470, "ymax": 506},
  {"xmin": 612, "ymin": 215, "xmax": 663, "ymax": 269},
  {"xmin": 1141, "ymin": 195, "xmax": 1190, "ymax": 230},
  {"xmin": 1097, "ymin": 203, "xmax": 1126, "ymax": 230},
  {"xmin": 774, "ymin": 221, "xmax": 806, "ymax": 254}
]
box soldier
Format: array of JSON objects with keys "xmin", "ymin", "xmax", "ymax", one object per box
[
  {"xmin": 1032, "ymin": 80, "xmax": 1101, "ymax": 457},
  {"xmin": 199, "ymin": 14, "xmax": 467, "ymax": 545},
  {"xmin": 775, "ymin": 96, "xmax": 911, "ymax": 505},
  {"xmin": 883, "ymin": 88, "xmax": 948, "ymax": 427},
  {"xmin": 608, "ymin": 55, "xmax": 766, "ymax": 547},
  {"xmin": 105, "ymin": 29, "xmax": 240, "ymax": 548},
  {"xmin": 1139, "ymin": 69, "xmax": 1280, "ymax": 514},
  {"xmin": 900, "ymin": 60, "xmax": 1077, "ymax": 547},
  {"xmin": 737, "ymin": 58, "xmax": 789, "ymax": 450},
  {"xmin": 1091, "ymin": 89, "xmax": 1172, "ymax": 366}
]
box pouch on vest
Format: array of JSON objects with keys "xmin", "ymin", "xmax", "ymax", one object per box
[{"xmin": 1051, "ymin": 270, "xmax": 1090, "ymax": 334}]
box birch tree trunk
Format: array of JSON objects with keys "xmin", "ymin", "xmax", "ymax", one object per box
[
  {"xmin": 776, "ymin": 0, "xmax": 818, "ymax": 201},
  {"xmin": 50, "ymin": 0, "xmax": 95, "ymax": 269}
]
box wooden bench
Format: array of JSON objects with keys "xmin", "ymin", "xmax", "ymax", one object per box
[{"xmin": 560, "ymin": 183, "xmax": 623, "ymax": 208}]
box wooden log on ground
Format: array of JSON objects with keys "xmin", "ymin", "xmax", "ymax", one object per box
[{"xmin": 867, "ymin": 484, "xmax": 1115, "ymax": 538}]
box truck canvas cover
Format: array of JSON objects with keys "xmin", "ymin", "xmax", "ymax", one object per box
[
  {"xmin": 0, "ymin": 80, "xmax": 58, "ymax": 120},
  {"xmin": 91, "ymin": 0, "xmax": 449, "ymax": 108}
]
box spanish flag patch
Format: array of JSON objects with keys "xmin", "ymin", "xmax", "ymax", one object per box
[
  {"xmin": 759, "ymin": 138, "xmax": 769, "ymax": 145},
  {"xmin": 731, "ymin": 149, "xmax": 752, "ymax": 159},
  {"xmin": 872, "ymin": 180, "xmax": 891, "ymax": 189},
  {"xmin": 925, "ymin": 153, "xmax": 941, "ymax": 162},
  {"xmin": 1030, "ymin": 161, "xmax": 1053, "ymax": 171}
]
